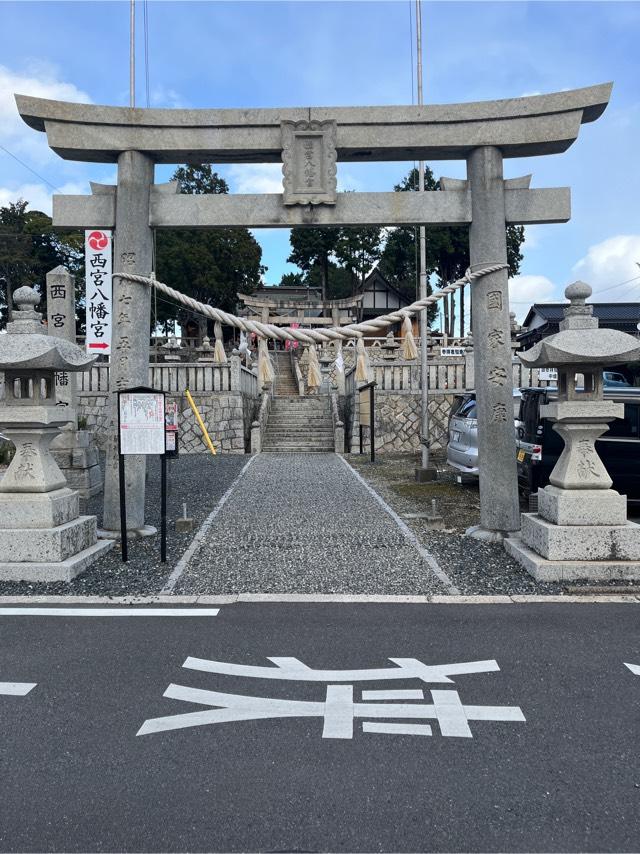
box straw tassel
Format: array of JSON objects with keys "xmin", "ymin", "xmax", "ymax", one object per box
[
  {"xmin": 355, "ymin": 337, "xmax": 371, "ymax": 383},
  {"xmin": 258, "ymin": 337, "xmax": 275, "ymax": 385},
  {"xmin": 213, "ymin": 321, "xmax": 227, "ymax": 364},
  {"xmin": 307, "ymin": 345, "xmax": 322, "ymax": 390},
  {"xmin": 401, "ymin": 314, "xmax": 418, "ymax": 360}
]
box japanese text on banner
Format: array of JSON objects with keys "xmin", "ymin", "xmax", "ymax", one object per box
[{"xmin": 85, "ymin": 230, "xmax": 113, "ymax": 355}]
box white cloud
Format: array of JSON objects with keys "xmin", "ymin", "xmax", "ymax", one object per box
[
  {"xmin": 0, "ymin": 180, "xmax": 88, "ymax": 216},
  {"xmin": 150, "ymin": 85, "xmax": 187, "ymax": 109},
  {"xmin": 572, "ymin": 234, "xmax": 640, "ymax": 301},
  {"xmin": 522, "ymin": 225, "xmax": 545, "ymax": 250},
  {"xmin": 509, "ymin": 274, "xmax": 559, "ymax": 322},
  {"xmin": 0, "ymin": 63, "xmax": 91, "ymax": 165},
  {"xmin": 227, "ymin": 163, "xmax": 283, "ymax": 195}
]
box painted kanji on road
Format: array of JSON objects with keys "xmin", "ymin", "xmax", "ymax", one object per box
[{"xmin": 138, "ymin": 657, "xmax": 526, "ymax": 739}]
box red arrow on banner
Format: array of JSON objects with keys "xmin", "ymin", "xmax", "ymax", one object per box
[{"xmin": 88, "ymin": 343, "xmax": 110, "ymax": 350}]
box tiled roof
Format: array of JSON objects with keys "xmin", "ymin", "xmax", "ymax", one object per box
[{"xmin": 524, "ymin": 302, "xmax": 640, "ymax": 326}]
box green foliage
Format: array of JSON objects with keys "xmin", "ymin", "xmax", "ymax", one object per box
[
  {"xmin": 0, "ymin": 200, "xmax": 83, "ymax": 331},
  {"xmin": 287, "ymin": 220, "xmax": 383, "ymax": 300},
  {"xmin": 335, "ymin": 225, "xmax": 383, "ymax": 292},
  {"xmin": 379, "ymin": 167, "xmax": 525, "ymax": 332},
  {"xmin": 278, "ymin": 272, "xmax": 305, "ymax": 288},
  {"xmin": 154, "ymin": 165, "xmax": 265, "ymax": 330}
]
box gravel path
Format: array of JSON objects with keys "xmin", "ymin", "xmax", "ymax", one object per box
[
  {"xmin": 347, "ymin": 454, "xmax": 567, "ymax": 595},
  {"xmin": 0, "ymin": 454, "xmax": 248, "ymax": 597},
  {"xmin": 173, "ymin": 453, "xmax": 453, "ymax": 595}
]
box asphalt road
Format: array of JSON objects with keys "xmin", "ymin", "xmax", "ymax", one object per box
[{"xmin": 0, "ymin": 602, "xmax": 639, "ymax": 853}]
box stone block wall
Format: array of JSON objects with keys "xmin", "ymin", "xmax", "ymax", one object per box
[
  {"xmin": 78, "ymin": 390, "xmax": 257, "ymax": 455},
  {"xmin": 347, "ymin": 390, "xmax": 457, "ymax": 454}
]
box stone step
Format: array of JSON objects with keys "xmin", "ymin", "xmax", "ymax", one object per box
[
  {"xmin": 262, "ymin": 442, "xmax": 334, "ymax": 451},
  {"xmin": 262, "ymin": 449, "xmax": 334, "ymax": 454}
]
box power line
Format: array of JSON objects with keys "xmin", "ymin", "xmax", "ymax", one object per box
[
  {"xmin": 143, "ymin": 0, "xmax": 150, "ymax": 108},
  {"xmin": 0, "ymin": 145, "xmax": 62, "ymax": 193},
  {"xmin": 509, "ymin": 274, "xmax": 640, "ymax": 305}
]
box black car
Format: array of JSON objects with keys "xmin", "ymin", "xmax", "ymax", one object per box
[{"xmin": 516, "ymin": 387, "xmax": 640, "ymax": 504}]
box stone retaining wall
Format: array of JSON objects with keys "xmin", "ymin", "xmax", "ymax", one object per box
[
  {"xmin": 78, "ymin": 391, "xmax": 256, "ymax": 455},
  {"xmin": 346, "ymin": 390, "xmax": 457, "ymax": 454}
]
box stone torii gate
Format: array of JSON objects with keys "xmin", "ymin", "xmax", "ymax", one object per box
[{"xmin": 16, "ymin": 83, "xmax": 611, "ymax": 538}]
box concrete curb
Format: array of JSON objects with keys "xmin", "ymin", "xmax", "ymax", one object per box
[{"xmin": 0, "ymin": 594, "xmax": 637, "ymax": 604}]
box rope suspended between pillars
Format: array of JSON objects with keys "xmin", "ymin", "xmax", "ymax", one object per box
[{"xmin": 114, "ymin": 264, "xmax": 506, "ymax": 346}]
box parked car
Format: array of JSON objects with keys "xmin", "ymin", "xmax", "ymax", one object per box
[
  {"xmin": 447, "ymin": 389, "xmax": 522, "ymax": 477},
  {"xmin": 516, "ymin": 386, "xmax": 640, "ymax": 504},
  {"xmin": 603, "ymin": 371, "xmax": 632, "ymax": 388}
]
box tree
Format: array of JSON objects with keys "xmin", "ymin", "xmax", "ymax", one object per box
[
  {"xmin": 379, "ymin": 167, "xmax": 525, "ymax": 336},
  {"xmin": 0, "ymin": 200, "xmax": 83, "ymax": 331},
  {"xmin": 335, "ymin": 225, "xmax": 383, "ymax": 294},
  {"xmin": 154, "ymin": 165, "xmax": 265, "ymax": 336},
  {"xmin": 279, "ymin": 272, "xmax": 305, "ymax": 288},
  {"xmin": 286, "ymin": 227, "xmax": 340, "ymax": 301}
]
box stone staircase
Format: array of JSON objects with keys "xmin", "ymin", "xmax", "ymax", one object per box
[
  {"xmin": 262, "ymin": 396, "xmax": 335, "ymax": 453},
  {"xmin": 261, "ymin": 351, "xmax": 334, "ymax": 453},
  {"xmin": 270, "ymin": 350, "xmax": 300, "ymax": 397}
]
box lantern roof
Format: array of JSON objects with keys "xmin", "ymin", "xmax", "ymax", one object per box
[
  {"xmin": 0, "ymin": 286, "xmax": 96, "ymax": 372},
  {"xmin": 518, "ymin": 282, "xmax": 640, "ymax": 369}
]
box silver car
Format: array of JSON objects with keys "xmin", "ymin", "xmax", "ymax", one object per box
[{"xmin": 447, "ymin": 390, "xmax": 522, "ymax": 476}]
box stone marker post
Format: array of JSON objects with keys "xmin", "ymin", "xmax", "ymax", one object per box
[
  {"xmin": 467, "ymin": 146, "xmax": 520, "ymax": 537},
  {"xmin": 46, "ymin": 266, "xmax": 77, "ymax": 416},
  {"xmin": 102, "ymin": 151, "xmax": 155, "ymax": 535},
  {"xmin": 46, "ymin": 266, "xmax": 102, "ymax": 498}
]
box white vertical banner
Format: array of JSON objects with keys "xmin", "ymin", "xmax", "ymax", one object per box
[{"xmin": 85, "ymin": 230, "xmax": 113, "ymax": 355}]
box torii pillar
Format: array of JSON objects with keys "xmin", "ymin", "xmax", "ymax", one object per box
[
  {"xmin": 467, "ymin": 146, "xmax": 519, "ymax": 537},
  {"xmin": 102, "ymin": 152, "xmax": 155, "ymax": 535}
]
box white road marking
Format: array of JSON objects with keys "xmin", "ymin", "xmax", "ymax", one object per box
[
  {"xmin": 338, "ymin": 456, "xmax": 459, "ymax": 594},
  {"xmin": 0, "ymin": 608, "xmax": 219, "ymax": 617},
  {"xmin": 361, "ymin": 689, "xmax": 424, "ymax": 700},
  {"xmin": 624, "ymin": 662, "xmax": 640, "ymax": 675},
  {"xmin": 0, "ymin": 682, "xmax": 36, "ymax": 695},
  {"xmin": 183, "ymin": 655, "xmax": 500, "ymax": 684},
  {"xmin": 138, "ymin": 683, "xmax": 525, "ymax": 740},
  {"xmin": 323, "ymin": 685, "xmax": 354, "ymax": 739},
  {"xmin": 161, "ymin": 455, "xmax": 257, "ymax": 593},
  {"xmin": 363, "ymin": 722, "xmax": 432, "ymax": 736}
]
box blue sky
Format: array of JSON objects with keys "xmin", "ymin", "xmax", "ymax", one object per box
[{"xmin": 1, "ymin": 0, "xmax": 639, "ymax": 326}]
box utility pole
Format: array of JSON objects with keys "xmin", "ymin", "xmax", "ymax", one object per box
[
  {"xmin": 415, "ymin": 0, "xmax": 437, "ymax": 482},
  {"xmin": 130, "ymin": 0, "xmax": 136, "ymax": 108}
]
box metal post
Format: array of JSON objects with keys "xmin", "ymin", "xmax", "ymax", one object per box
[
  {"xmin": 130, "ymin": 0, "xmax": 136, "ymax": 108},
  {"xmin": 370, "ymin": 383, "xmax": 375, "ymax": 464},
  {"xmin": 160, "ymin": 453, "xmax": 167, "ymax": 563},
  {"xmin": 118, "ymin": 453, "xmax": 128, "ymax": 562},
  {"xmin": 415, "ymin": 0, "xmax": 437, "ymax": 483}
]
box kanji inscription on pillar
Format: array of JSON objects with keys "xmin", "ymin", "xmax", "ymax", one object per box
[{"xmin": 281, "ymin": 120, "xmax": 337, "ymax": 205}]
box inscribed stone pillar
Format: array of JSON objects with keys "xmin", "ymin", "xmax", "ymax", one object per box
[
  {"xmin": 102, "ymin": 151, "xmax": 155, "ymax": 534},
  {"xmin": 467, "ymin": 146, "xmax": 520, "ymax": 534},
  {"xmin": 46, "ymin": 266, "xmax": 77, "ymax": 419}
]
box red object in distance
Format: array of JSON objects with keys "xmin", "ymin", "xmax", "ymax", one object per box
[{"xmin": 87, "ymin": 231, "xmax": 110, "ymax": 251}]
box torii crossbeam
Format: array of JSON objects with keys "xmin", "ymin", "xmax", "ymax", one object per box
[{"xmin": 16, "ymin": 83, "xmax": 612, "ymax": 537}]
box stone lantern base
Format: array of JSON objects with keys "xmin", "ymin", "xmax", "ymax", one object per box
[
  {"xmin": 505, "ymin": 484, "xmax": 640, "ymax": 582},
  {"xmin": 0, "ymin": 487, "xmax": 113, "ymax": 582}
]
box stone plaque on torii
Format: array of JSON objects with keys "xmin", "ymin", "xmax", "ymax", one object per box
[{"xmin": 15, "ymin": 83, "xmax": 612, "ymax": 536}]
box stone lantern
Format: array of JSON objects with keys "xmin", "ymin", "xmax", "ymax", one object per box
[
  {"xmin": 505, "ymin": 281, "xmax": 640, "ymax": 581},
  {"xmin": 0, "ymin": 286, "xmax": 112, "ymax": 581}
]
